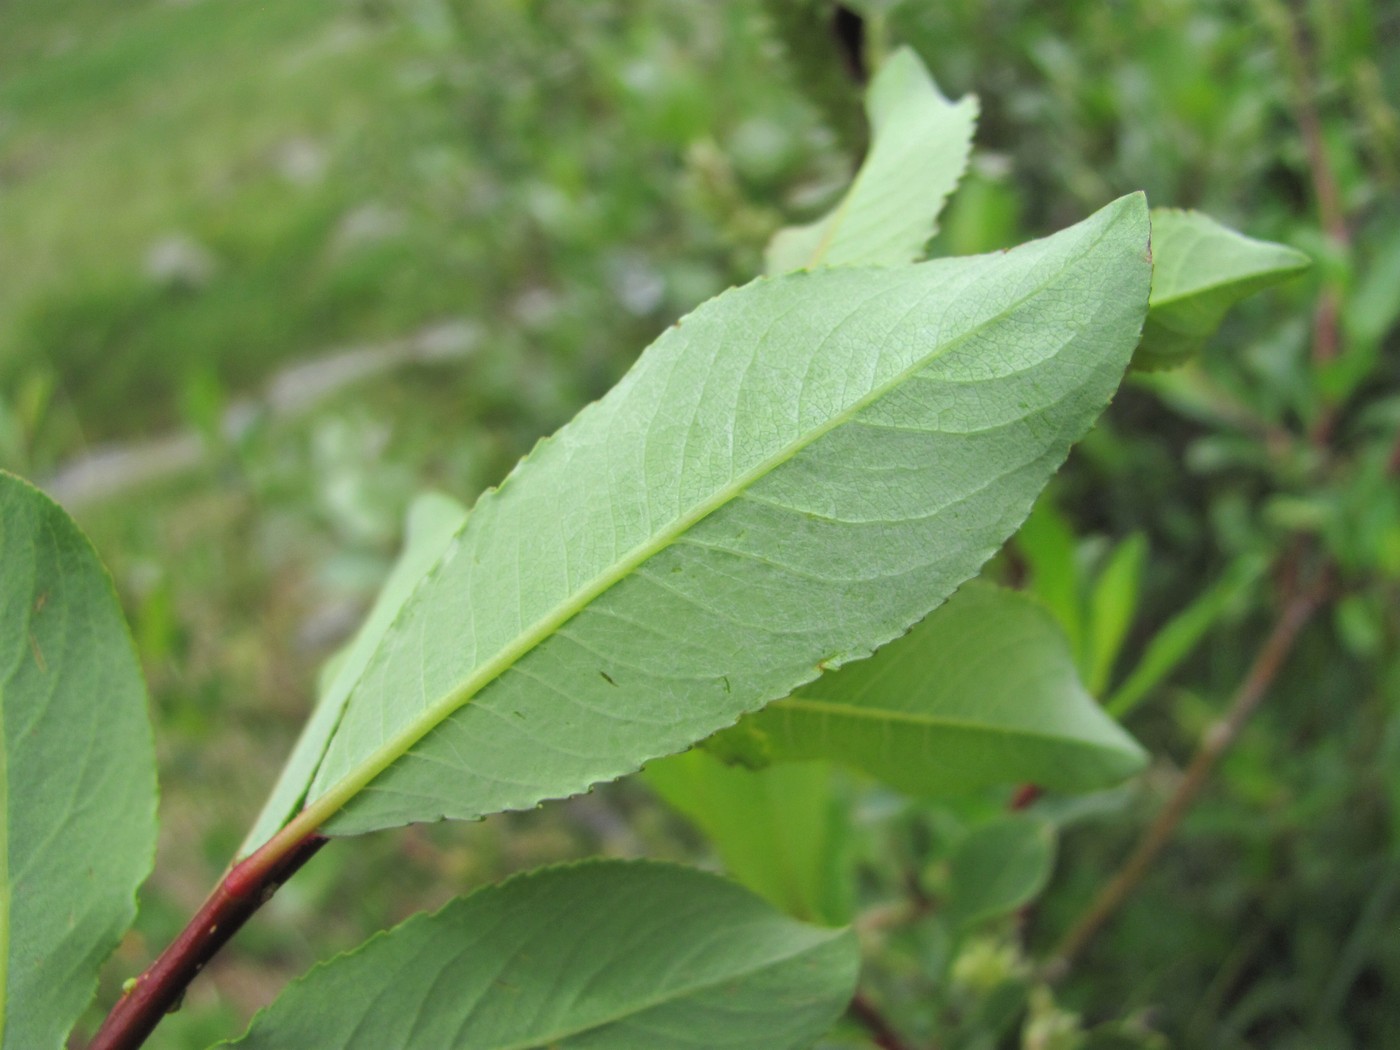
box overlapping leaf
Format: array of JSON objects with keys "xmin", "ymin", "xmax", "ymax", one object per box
[
  {"xmin": 1134, "ymin": 208, "xmax": 1309, "ymax": 370},
  {"xmin": 247, "ymin": 194, "xmax": 1149, "ymax": 844},
  {"xmin": 739, "ymin": 583, "xmax": 1147, "ymax": 796},
  {"xmin": 0, "ymin": 473, "xmax": 157, "ymax": 1049},
  {"xmin": 224, "ymin": 861, "xmax": 858, "ymax": 1050},
  {"xmin": 765, "ymin": 47, "xmax": 977, "ymax": 273},
  {"xmin": 645, "ymin": 755, "xmax": 852, "ymax": 925},
  {"xmin": 244, "ymin": 491, "xmax": 467, "ymax": 853}
]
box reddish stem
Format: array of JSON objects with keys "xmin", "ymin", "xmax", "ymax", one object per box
[
  {"xmin": 88, "ymin": 833, "xmax": 328, "ymax": 1050},
  {"xmin": 848, "ymin": 991, "xmax": 916, "ymax": 1050}
]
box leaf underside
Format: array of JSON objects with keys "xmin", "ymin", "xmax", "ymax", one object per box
[
  {"xmin": 249, "ymin": 194, "xmax": 1150, "ymax": 845},
  {"xmin": 765, "ymin": 46, "xmax": 978, "ymax": 273},
  {"xmin": 0, "ymin": 473, "xmax": 157, "ymax": 1049},
  {"xmin": 225, "ymin": 860, "xmax": 858, "ymax": 1050}
]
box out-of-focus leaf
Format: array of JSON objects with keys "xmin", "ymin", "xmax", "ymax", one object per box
[
  {"xmin": 0, "ymin": 472, "xmax": 157, "ymax": 1049},
  {"xmin": 1133, "ymin": 208, "xmax": 1309, "ymax": 370},
  {"xmin": 742, "ymin": 584, "xmax": 1147, "ymax": 796},
  {"xmin": 946, "ymin": 816, "xmax": 1056, "ymax": 929},
  {"xmin": 1106, "ymin": 555, "xmax": 1265, "ymax": 717},
  {"xmin": 766, "ymin": 47, "xmax": 977, "ymax": 273},
  {"xmin": 224, "ymin": 861, "xmax": 859, "ymax": 1050},
  {"xmin": 646, "ymin": 753, "xmax": 852, "ymax": 925},
  {"xmin": 240, "ymin": 197, "xmax": 1149, "ymax": 842},
  {"xmin": 1016, "ymin": 496, "xmax": 1084, "ymax": 657},
  {"xmin": 1084, "ymin": 533, "xmax": 1147, "ymax": 694},
  {"xmin": 243, "ymin": 491, "xmax": 468, "ymax": 854}
]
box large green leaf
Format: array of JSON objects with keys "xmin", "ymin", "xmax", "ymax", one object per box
[
  {"xmin": 1133, "ymin": 208, "xmax": 1309, "ymax": 370},
  {"xmin": 739, "ymin": 583, "xmax": 1147, "ymax": 796},
  {"xmin": 243, "ymin": 491, "xmax": 467, "ymax": 854},
  {"xmin": 224, "ymin": 861, "xmax": 858, "ymax": 1050},
  {"xmin": 765, "ymin": 47, "xmax": 977, "ymax": 273},
  {"xmin": 249, "ymin": 194, "xmax": 1149, "ymax": 843},
  {"xmin": 645, "ymin": 754, "xmax": 853, "ymax": 925},
  {"xmin": 0, "ymin": 473, "xmax": 157, "ymax": 1049}
]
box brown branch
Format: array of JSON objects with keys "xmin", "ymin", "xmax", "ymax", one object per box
[
  {"xmin": 88, "ymin": 832, "xmax": 328, "ymax": 1050},
  {"xmin": 1044, "ymin": 571, "xmax": 1325, "ymax": 980},
  {"xmin": 848, "ymin": 991, "xmax": 915, "ymax": 1050}
]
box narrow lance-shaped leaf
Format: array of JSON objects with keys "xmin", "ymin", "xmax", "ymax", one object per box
[
  {"xmin": 765, "ymin": 47, "xmax": 977, "ymax": 273},
  {"xmin": 737, "ymin": 583, "xmax": 1147, "ymax": 796},
  {"xmin": 243, "ymin": 491, "xmax": 467, "ymax": 854},
  {"xmin": 249, "ymin": 194, "xmax": 1150, "ymax": 845},
  {"xmin": 0, "ymin": 473, "xmax": 157, "ymax": 1049},
  {"xmin": 1133, "ymin": 208, "xmax": 1309, "ymax": 371},
  {"xmin": 224, "ymin": 860, "xmax": 859, "ymax": 1050}
]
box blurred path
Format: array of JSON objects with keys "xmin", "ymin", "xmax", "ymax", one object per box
[{"xmin": 42, "ymin": 319, "xmax": 478, "ymax": 511}]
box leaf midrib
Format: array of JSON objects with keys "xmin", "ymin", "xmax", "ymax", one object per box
[
  {"xmin": 765, "ymin": 694, "xmax": 1124, "ymax": 752},
  {"xmin": 307, "ymin": 223, "xmax": 1116, "ymax": 830}
]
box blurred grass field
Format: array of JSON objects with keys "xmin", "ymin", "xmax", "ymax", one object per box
[{"xmin": 4, "ymin": 1, "xmax": 1398, "ymax": 1047}]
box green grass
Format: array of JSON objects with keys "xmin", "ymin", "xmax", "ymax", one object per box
[{"xmin": 0, "ymin": 0, "xmax": 485, "ymax": 439}]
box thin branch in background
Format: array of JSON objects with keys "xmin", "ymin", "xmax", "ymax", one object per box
[
  {"xmin": 848, "ymin": 991, "xmax": 917, "ymax": 1050},
  {"xmin": 1044, "ymin": 565, "xmax": 1327, "ymax": 980},
  {"xmin": 1256, "ymin": 0, "xmax": 1353, "ymax": 444}
]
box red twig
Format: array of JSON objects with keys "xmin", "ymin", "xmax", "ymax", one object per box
[
  {"xmin": 1045, "ymin": 571, "xmax": 1324, "ymax": 979},
  {"xmin": 88, "ymin": 833, "xmax": 328, "ymax": 1050},
  {"xmin": 848, "ymin": 991, "xmax": 915, "ymax": 1050}
]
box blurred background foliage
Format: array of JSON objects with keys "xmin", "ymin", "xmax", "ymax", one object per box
[{"xmin": 1, "ymin": 0, "xmax": 1396, "ymax": 1047}]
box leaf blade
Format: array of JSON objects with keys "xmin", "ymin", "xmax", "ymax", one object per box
[
  {"xmin": 224, "ymin": 861, "xmax": 859, "ymax": 1050},
  {"xmin": 242, "ymin": 491, "xmax": 467, "ymax": 854},
  {"xmin": 745, "ymin": 583, "xmax": 1147, "ymax": 796},
  {"xmin": 0, "ymin": 473, "xmax": 157, "ymax": 1049},
  {"xmin": 765, "ymin": 47, "xmax": 977, "ymax": 273},
  {"xmin": 1134, "ymin": 208, "xmax": 1310, "ymax": 370},
  {"xmin": 258, "ymin": 195, "xmax": 1150, "ymax": 840}
]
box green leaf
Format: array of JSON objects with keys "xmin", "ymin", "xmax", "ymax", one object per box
[
  {"xmin": 946, "ymin": 816, "xmax": 1056, "ymax": 929},
  {"xmin": 242, "ymin": 491, "xmax": 468, "ymax": 855},
  {"xmin": 250, "ymin": 195, "xmax": 1149, "ymax": 843},
  {"xmin": 1015, "ymin": 495, "xmax": 1084, "ymax": 657},
  {"xmin": 741, "ymin": 583, "xmax": 1147, "ymax": 796},
  {"xmin": 765, "ymin": 47, "xmax": 977, "ymax": 273},
  {"xmin": 1105, "ymin": 555, "xmax": 1265, "ymax": 717},
  {"xmin": 1134, "ymin": 208, "xmax": 1310, "ymax": 371},
  {"xmin": 646, "ymin": 754, "xmax": 853, "ymax": 925},
  {"xmin": 224, "ymin": 860, "xmax": 858, "ymax": 1050},
  {"xmin": 1083, "ymin": 533, "xmax": 1147, "ymax": 695},
  {"xmin": 0, "ymin": 472, "xmax": 157, "ymax": 1049}
]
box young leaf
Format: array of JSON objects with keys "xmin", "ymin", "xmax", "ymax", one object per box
[
  {"xmin": 252, "ymin": 195, "xmax": 1149, "ymax": 844},
  {"xmin": 224, "ymin": 861, "xmax": 858, "ymax": 1050},
  {"xmin": 645, "ymin": 754, "xmax": 853, "ymax": 925},
  {"xmin": 1015, "ymin": 494, "xmax": 1085, "ymax": 657},
  {"xmin": 765, "ymin": 47, "xmax": 977, "ymax": 273},
  {"xmin": 740, "ymin": 583, "xmax": 1147, "ymax": 796},
  {"xmin": 1133, "ymin": 208, "xmax": 1309, "ymax": 371},
  {"xmin": 0, "ymin": 472, "xmax": 157, "ymax": 1049},
  {"xmin": 1105, "ymin": 554, "xmax": 1265, "ymax": 717},
  {"xmin": 1083, "ymin": 533, "xmax": 1147, "ymax": 695},
  {"xmin": 946, "ymin": 817, "xmax": 1056, "ymax": 929},
  {"xmin": 243, "ymin": 491, "xmax": 467, "ymax": 854}
]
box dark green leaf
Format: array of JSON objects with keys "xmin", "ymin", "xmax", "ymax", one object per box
[
  {"xmin": 0, "ymin": 473, "xmax": 157, "ymax": 1049},
  {"xmin": 225, "ymin": 861, "xmax": 859, "ymax": 1050},
  {"xmin": 743, "ymin": 584, "xmax": 1147, "ymax": 796}
]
